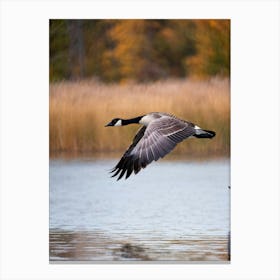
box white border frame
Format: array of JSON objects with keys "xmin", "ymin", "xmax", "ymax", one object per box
[{"xmin": 1, "ymin": 0, "xmax": 279, "ymax": 279}]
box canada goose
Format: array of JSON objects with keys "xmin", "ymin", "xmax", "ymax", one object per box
[{"xmin": 105, "ymin": 112, "xmax": 215, "ymax": 180}]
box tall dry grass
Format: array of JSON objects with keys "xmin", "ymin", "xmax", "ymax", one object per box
[{"xmin": 50, "ymin": 78, "xmax": 230, "ymax": 158}]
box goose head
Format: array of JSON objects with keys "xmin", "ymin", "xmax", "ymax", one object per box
[{"xmin": 105, "ymin": 118, "xmax": 122, "ymax": 127}]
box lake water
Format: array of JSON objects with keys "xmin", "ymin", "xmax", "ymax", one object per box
[{"xmin": 50, "ymin": 158, "xmax": 230, "ymax": 262}]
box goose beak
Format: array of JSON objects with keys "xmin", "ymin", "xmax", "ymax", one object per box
[{"xmin": 105, "ymin": 121, "xmax": 113, "ymax": 127}]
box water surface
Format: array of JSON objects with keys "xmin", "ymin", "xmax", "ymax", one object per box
[{"xmin": 50, "ymin": 158, "xmax": 230, "ymax": 262}]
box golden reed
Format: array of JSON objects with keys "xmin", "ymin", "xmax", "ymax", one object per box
[{"xmin": 50, "ymin": 78, "xmax": 230, "ymax": 158}]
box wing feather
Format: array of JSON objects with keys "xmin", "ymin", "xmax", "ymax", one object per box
[{"xmin": 111, "ymin": 116, "xmax": 196, "ymax": 180}]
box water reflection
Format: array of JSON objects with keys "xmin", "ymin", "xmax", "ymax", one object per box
[{"xmin": 50, "ymin": 229, "xmax": 229, "ymax": 261}]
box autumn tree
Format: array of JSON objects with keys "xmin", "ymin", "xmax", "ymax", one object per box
[
  {"xmin": 186, "ymin": 20, "xmax": 230, "ymax": 77},
  {"xmin": 49, "ymin": 19, "xmax": 230, "ymax": 82},
  {"xmin": 102, "ymin": 20, "xmax": 167, "ymax": 82}
]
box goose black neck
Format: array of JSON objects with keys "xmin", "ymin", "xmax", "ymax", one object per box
[{"xmin": 122, "ymin": 116, "xmax": 143, "ymax": 126}]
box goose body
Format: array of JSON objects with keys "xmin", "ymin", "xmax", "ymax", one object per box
[{"xmin": 105, "ymin": 112, "xmax": 215, "ymax": 180}]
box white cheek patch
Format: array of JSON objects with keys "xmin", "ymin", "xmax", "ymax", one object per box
[
  {"xmin": 194, "ymin": 125, "xmax": 201, "ymax": 129},
  {"xmin": 114, "ymin": 119, "xmax": 122, "ymax": 126}
]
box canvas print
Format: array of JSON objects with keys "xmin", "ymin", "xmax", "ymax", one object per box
[{"xmin": 49, "ymin": 19, "xmax": 230, "ymax": 262}]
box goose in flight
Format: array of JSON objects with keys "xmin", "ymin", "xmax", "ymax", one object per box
[{"xmin": 105, "ymin": 112, "xmax": 215, "ymax": 180}]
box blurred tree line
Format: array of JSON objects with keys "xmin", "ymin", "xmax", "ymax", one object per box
[{"xmin": 50, "ymin": 19, "xmax": 230, "ymax": 83}]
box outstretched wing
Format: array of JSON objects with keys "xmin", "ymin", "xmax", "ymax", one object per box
[
  {"xmin": 111, "ymin": 117, "xmax": 196, "ymax": 180},
  {"xmin": 110, "ymin": 126, "xmax": 147, "ymax": 180}
]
